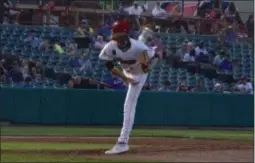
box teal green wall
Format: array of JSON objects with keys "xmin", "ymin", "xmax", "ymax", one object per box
[{"xmin": 0, "ymin": 87, "xmax": 253, "ymax": 127}]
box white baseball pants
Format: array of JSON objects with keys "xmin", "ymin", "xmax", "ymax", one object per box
[{"xmin": 118, "ymin": 72, "xmax": 148, "ymax": 144}]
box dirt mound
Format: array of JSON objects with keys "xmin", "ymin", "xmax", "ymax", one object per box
[{"xmin": 1, "ymin": 136, "xmax": 253, "ymax": 162}]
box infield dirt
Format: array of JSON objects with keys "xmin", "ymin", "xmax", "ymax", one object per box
[{"xmin": 1, "ymin": 137, "xmax": 253, "ymax": 162}]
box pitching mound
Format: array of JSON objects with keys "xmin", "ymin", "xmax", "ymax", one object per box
[{"xmin": 1, "ymin": 136, "xmax": 253, "ymax": 162}]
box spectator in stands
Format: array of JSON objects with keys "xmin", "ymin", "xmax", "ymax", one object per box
[
  {"xmin": 31, "ymin": 62, "xmax": 44, "ymax": 80},
  {"xmin": 223, "ymin": 2, "xmax": 244, "ymax": 27},
  {"xmin": 119, "ymin": 4, "xmax": 129, "ymax": 15},
  {"xmin": 66, "ymin": 41, "xmax": 77, "ymax": 56},
  {"xmin": 68, "ymin": 76, "xmax": 105, "ymax": 90},
  {"xmin": 213, "ymin": 82, "xmax": 223, "ymax": 92},
  {"xmin": 8, "ymin": 62, "xmax": 24, "ymax": 83},
  {"xmin": 152, "ymin": 2, "xmax": 167, "ymax": 18},
  {"xmin": 69, "ymin": 56, "xmax": 82, "ymax": 69},
  {"xmin": 94, "ymin": 35, "xmax": 107, "ymax": 50},
  {"xmin": 21, "ymin": 60, "xmax": 30, "ymax": 79},
  {"xmin": 218, "ymin": 55, "xmax": 233, "ymax": 71},
  {"xmin": 0, "ymin": 60, "xmax": 9, "ymax": 83},
  {"xmin": 246, "ymin": 14, "xmax": 254, "ymax": 38},
  {"xmin": 182, "ymin": 42, "xmax": 196, "ymax": 62},
  {"xmin": 77, "ymin": 24, "xmax": 86, "ymax": 37},
  {"xmin": 98, "ymin": 19, "xmax": 114, "ymax": 40},
  {"xmin": 213, "ymin": 50, "xmax": 224, "ymax": 66},
  {"xmin": 196, "ymin": 0, "xmax": 211, "ymax": 17},
  {"xmin": 195, "ymin": 41, "xmax": 208, "ymax": 56},
  {"xmin": 57, "ymin": 72, "xmax": 72, "ymax": 85},
  {"xmin": 176, "ymin": 40, "xmax": 189, "ymax": 59},
  {"xmin": 79, "ymin": 54, "xmax": 92, "ymax": 72},
  {"xmin": 3, "ymin": 0, "xmax": 20, "ymax": 24},
  {"xmin": 24, "ymin": 32, "xmax": 41, "ymax": 49},
  {"xmin": 54, "ymin": 40, "xmax": 64, "ymax": 55},
  {"xmin": 176, "ymin": 81, "xmax": 188, "ymax": 92},
  {"xmin": 183, "ymin": 48, "xmax": 195, "ymax": 62},
  {"xmin": 158, "ymin": 81, "xmax": 172, "ymax": 92},
  {"xmin": 23, "ymin": 77, "xmax": 33, "ymax": 88},
  {"xmin": 77, "ymin": 23, "xmax": 93, "ymax": 37},
  {"xmin": 192, "ymin": 80, "xmax": 207, "ymax": 92},
  {"xmin": 171, "ymin": 4, "xmax": 190, "ymax": 33},
  {"xmin": 128, "ymin": 2, "xmax": 144, "ymax": 16},
  {"xmin": 236, "ymin": 77, "xmax": 253, "ymax": 94},
  {"xmin": 38, "ymin": 39, "xmax": 50, "ymax": 51},
  {"xmin": 106, "ymin": 74, "xmax": 126, "ymax": 90}
]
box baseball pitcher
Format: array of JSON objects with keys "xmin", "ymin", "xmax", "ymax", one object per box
[{"xmin": 99, "ymin": 20, "xmax": 159, "ymax": 154}]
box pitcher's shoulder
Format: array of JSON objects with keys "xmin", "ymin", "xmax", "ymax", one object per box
[{"xmin": 104, "ymin": 40, "xmax": 118, "ymax": 50}]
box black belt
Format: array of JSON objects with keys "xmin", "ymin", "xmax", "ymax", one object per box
[{"xmin": 119, "ymin": 60, "xmax": 136, "ymax": 65}]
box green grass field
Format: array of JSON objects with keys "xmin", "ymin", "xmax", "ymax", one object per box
[
  {"xmin": 2, "ymin": 142, "xmax": 115, "ymax": 150},
  {"xmin": 2, "ymin": 153, "xmax": 142, "ymax": 162},
  {"xmin": 1, "ymin": 126, "xmax": 253, "ymax": 162},
  {"xmin": 1, "ymin": 126, "xmax": 253, "ymax": 140}
]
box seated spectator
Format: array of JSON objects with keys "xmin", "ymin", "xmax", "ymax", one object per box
[
  {"xmin": 24, "ymin": 32, "xmax": 41, "ymax": 49},
  {"xmin": 213, "ymin": 82, "xmax": 223, "ymax": 92},
  {"xmin": 176, "ymin": 81, "xmax": 188, "ymax": 92},
  {"xmin": 68, "ymin": 76, "xmax": 91, "ymax": 89},
  {"xmin": 106, "ymin": 74, "xmax": 126, "ymax": 90},
  {"xmin": 23, "ymin": 77, "xmax": 33, "ymax": 88},
  {"xmin": 94, "ymin": 35, "xmax": 107, "ymax": 50},
  {"xmin": 69, "ymin": 56, "xmax": 82, "ymax": 69},
  {"xmin": 176, "ymin": 40, "xmax": 189, "ymax": 59},
  {"xmin": 128, "ymin": 2, "xmax": 144, "ymax": 16},
  {"xmin": 76, "ymin": 23, "xmax": 93, "ymax": 37},
  {"xmin": 21, "ymin": 60, "xmax": 30, "ymax": 79},
  {"xmin": 219, "ymin": 55, "xmax": 233, "ymax": 71},
  {"xmin": 192, "ymin": 80, "xmax": 207, "ymax": 92},
  {"xmin": 223, "ymin": 2, "xmax": 244, "ymax": 27},
  {"xmin": 236, "ymin": 77, "xmax": 253, "ymax": 94},
  {"xmin": 152, "ymin": 2, "xmax": 167, "ymax": 18},
  {"xmin": 77, "ymin": 24, "xmax": 86, "ymax": 37},
  {"xmin": 79, "ymin": 54, "xmax": 92, "ymax": 72},
  {"xmin": 213, "ymin": 50, "xmax": 224, "ymax": 66},
  {"xmin": 68, "ymin": 76, "xmax": 105, "ymax": 90},
  {"xmin": 3, "ymin": 0, "xmax": 20, "ymax": 24},
  {"xmin": 66, "ymin": 41, "xmax": 77, "ymax": 56},
  {"xmin": 38, "ymin": 39, "xmax": 50, "ymax": 51},
  {"xmin": 99, "ymin": 20, "xmax": 113, "ymax": 40},
  {"xmin": 183, "ymin": 48, "xmax": 195, "ymax": 62},
  {"xmin": 31, "ymin": 62, "xmax": 44, "ymax": 80},
  {"xmin": 195, "ymin": 0, "xmax": 212, "ymax": 17},
  {"xmin": 54, "ymin": 40, "xmax": 64, "ymax": 55},
  {"xmin": 195, "ymin": 52, "xmax": 210, "ymax": 63},
  {"xmin": 119, "ymin": 4, "xmax": 129, "ymax": 15},
  {"xmin": 57, "ymin": 72, "xmax": 72, "ymax": 85},
  {"xmin": 8, "ymin": 62, "xmax": 24, "ymax": 83},
  {"xmin": 195, "ymin": 41, "xmax": 208, "ymax": 56},
  {"xmin": 171, "ymin": 4, "xmax": 190, "ymax": 33},
  {"xmin": 246, "ymin": 14, "xmax": 254, "ymax": 38},
  {"xmin": 158, "ymin": 81, "xmax": 172, "ymax": 92}
]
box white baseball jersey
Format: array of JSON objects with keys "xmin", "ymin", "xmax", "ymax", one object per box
[{"xmin": 99, "ymin": 38, "xmax": 155, "ymax": 74}]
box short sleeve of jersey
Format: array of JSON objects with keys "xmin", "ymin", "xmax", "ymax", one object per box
[
  {"xmin": 98, "ymin": 41, "xmax": 115, "ymax": 61},
  {"xmin": 136, "ymin": 40, "xmax": 155, "ymax": 59}
]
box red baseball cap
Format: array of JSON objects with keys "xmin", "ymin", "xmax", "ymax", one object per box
[{"xmin": 110, "ymin": 20, "xmax": 130, "ymax": 38}]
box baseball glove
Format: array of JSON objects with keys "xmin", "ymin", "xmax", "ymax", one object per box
[{"xmin": 139, "ymin": 51, "xmax": 149, "ymax": 73}]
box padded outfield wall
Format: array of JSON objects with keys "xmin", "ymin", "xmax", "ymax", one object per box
[{"xmin": 0, "ymin": 87, "xmax": 253, "ymax": 127}]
